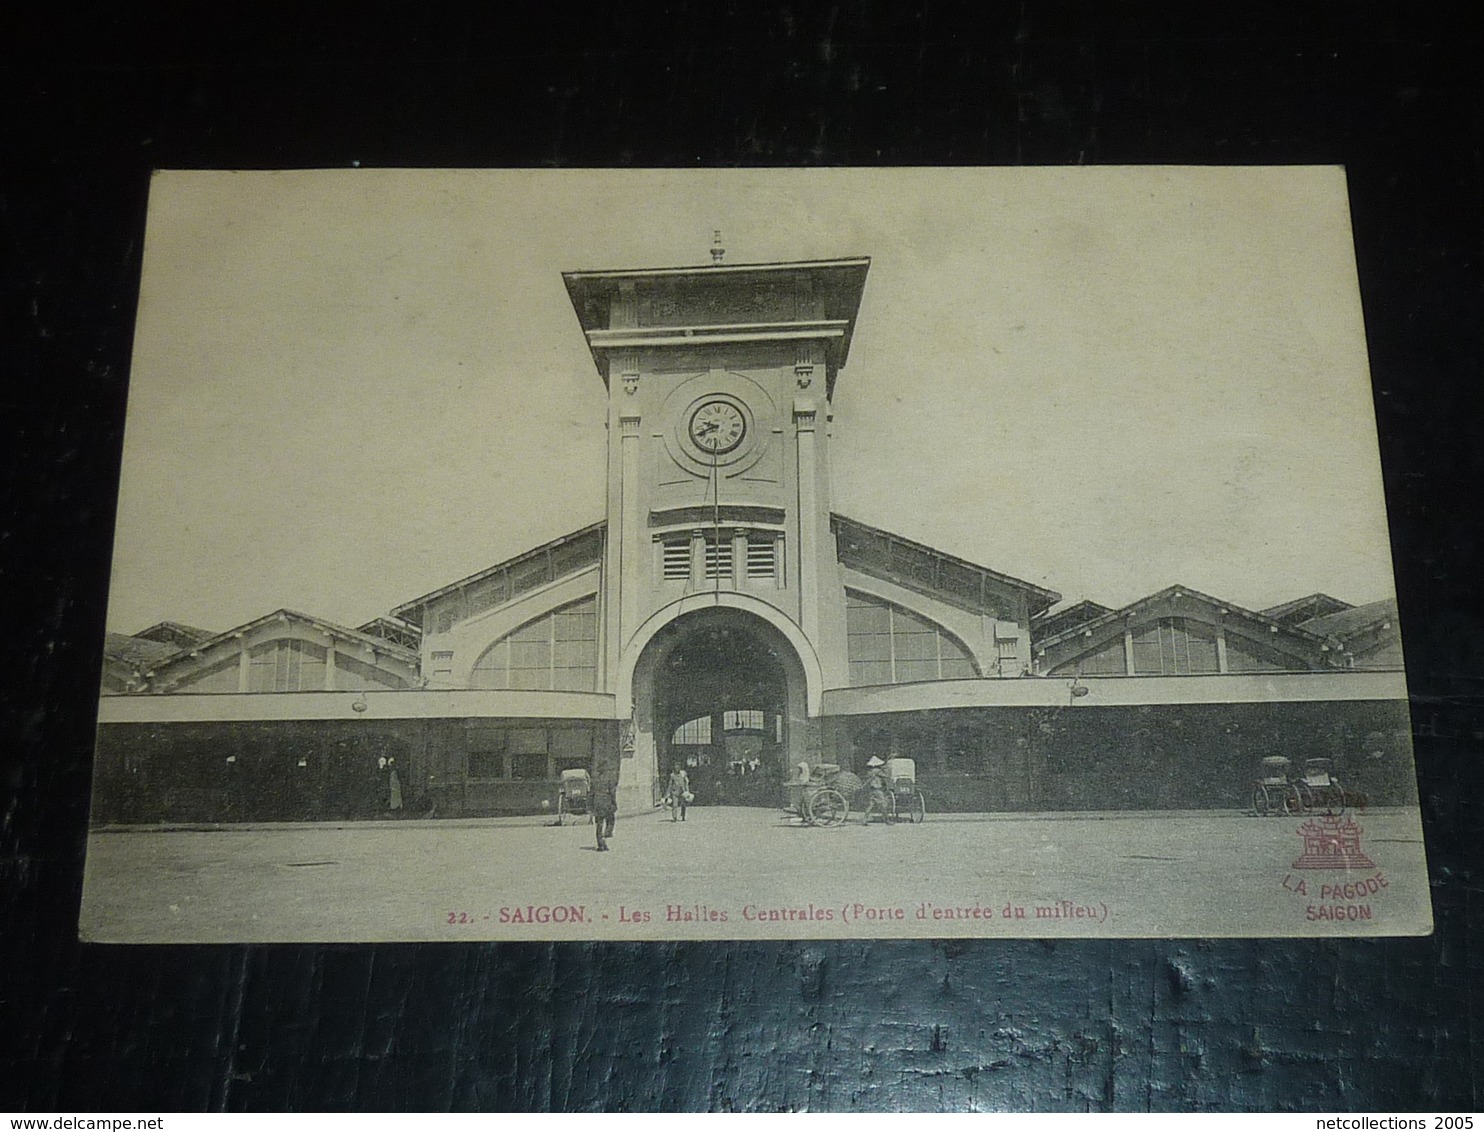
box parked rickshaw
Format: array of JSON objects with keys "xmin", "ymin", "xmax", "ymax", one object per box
[
  {"xmin": 557, "ymin": 768, "xmax": 594, "ymax": 824},
  {"xmin": 1295, "ymin": 758, "xmax": 1346, "ymax": 814},
  {"xmin": 1251, "ymin": 756, "xmax": 1302, "ymax": 816},
  {"xmin": 783, "ymin": 762, "xmax": 851, "ymax": 827},
  {"xmin": 886, "ymin": 757, "xmax": 927, "ymax": 824}
]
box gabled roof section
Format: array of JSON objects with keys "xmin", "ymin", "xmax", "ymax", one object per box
[
  {"xmin": 1261, "ymin": 593, "xmax": 1355, "ymax": 627},
  {"xmin": 1299, "ymin": 598, "xmax": 1398, "ymax": 640},
  {"xmin": 143, "ymin": 608, "xmax": 419, "ymax": 677},
  {"xmin": 1031, "ymin": 600, "xmax": 1114, "ymax": 643},
  {"xmin": 832, "ymin": 514, "xmax": 1061, "ymax": 618},
  {"xmin": 103, "ymin": 632, "xmax": 182, "ymax": 669},
  {"xmin": 1036, "ymin": 584, "xmax": 1330, "ymax": 652},
  {"xmin": 391, "ymin": 522, "xmax": 605, "ymax": 622},
  {"xmin": 357, "ymin": 616, "xmax": 423, "ymax": 651},
  {"xmin": 134, "ymin": 620, "xmax": 214, "ymax": 648}
]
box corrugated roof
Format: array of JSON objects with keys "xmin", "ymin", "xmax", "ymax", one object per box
[
  {"xmin": 103, "ymin": 633, "xmax": 182, "ymax": 669},
  {"xmin": 390, "ymin": 522, "xmax": 605, "ymax": 619},
  {"xmin": 1261, "ymin": 593, "xmax": 1354, "ymax": 625},
  {"xmin": 143, "ymin": 608, "xmax": 419, "ymax": 677},
  {"xmin": 1299, "ymin": 598, "xmax": 1398, "ymax": 640},
  {"xmin": 832, "ymin": 513, "xmax": 1061, "ymax": 615},
  {"xmin": 133, "ymin": 620, "xmax": 214, "ymax": 647},
  {"xmin": 1036, "ymin": 584, "xmax": 1330, "ymax": 652},
  {"xmin": 1032, "ymin": 600, "xmax": 1114, "ymax": 641}
]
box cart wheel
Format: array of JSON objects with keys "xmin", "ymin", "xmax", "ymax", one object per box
[
  {"xmin": 1252, "ymin": 785, "xmax": 1269, "ymax": 816},
  {"xmin": 908, "ymin": 791, "xmax": 927, "ymax": 824},
  {"xmin": 884, "ymin": 793, "xmax": 897, "ymax": 825},
  {"xmin": 1326, "ymin": 781, "xmax": 1347, "ymax": 816},
  {"xmin": 1283, "ymin": 785, "xmax": 1304, "ymax": 815},
  {"xmin": 1294, "ymin": 781, "xmax": 1315, "ymax": 813},
  {"xmin": 812, "ymin": 788, "xmax": 848, "ymax": 827}
]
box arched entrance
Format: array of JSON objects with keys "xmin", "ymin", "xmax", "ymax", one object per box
[{"xmin": 629, "ymin": 607, "xmax": 809, "ymax": 809}]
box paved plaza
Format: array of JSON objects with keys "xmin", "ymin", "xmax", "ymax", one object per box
[{"xmin": 79, "ymin": 805, "xmax": 1431, "ymax": 943}]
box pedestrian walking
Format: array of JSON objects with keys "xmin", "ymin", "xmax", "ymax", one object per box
[
  {"xmin": 592, "ymin": 774, "xmax": 617, "ymax": 851},
  {"xmin": 666, "ymin": 766, "xmax": 691, "ymax": 822}
]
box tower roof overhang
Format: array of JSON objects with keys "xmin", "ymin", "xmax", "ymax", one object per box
[{"xmin": 563, "ymin": 257, "xmax": 870, "ymax": 398}]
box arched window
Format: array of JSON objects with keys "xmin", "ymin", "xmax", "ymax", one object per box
[
  {"xmin": 469, "ymin": 596, "xmax": 598, "ymax": 691},
  {"xmin": 672, "ymin": 716, "xmax": 713, "ymax": 745},
  {"xmin": 845, "ymin": 591, "xmax": 979, "ymax": 686}
]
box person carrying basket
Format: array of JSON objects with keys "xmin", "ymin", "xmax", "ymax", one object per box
[{"xmin": 666, "ymin": 765, "xmax": 692, "ymax": 822}]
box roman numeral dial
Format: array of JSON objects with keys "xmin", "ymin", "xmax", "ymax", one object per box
[{"xmin": 688, "ymin": 400, "xmax": 747, "ymax": 454}]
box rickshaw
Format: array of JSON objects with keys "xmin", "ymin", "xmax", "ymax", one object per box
[
  {"xmin": 885, "ymin": 757, "xmax": 927, "ymax": 824},
  {"xmin": 557, "ymin": 768, "xmax": 594, "ymax": 824},
  {"xmin": 1295, "ymin": 758, "xmax": 1346, "ymax": 814},
  {"xmin": 1251, "ymin": 756, "xmax": 1302, "ymax": 816},
  {"xmin": 783, "ymin": 762, "xmax": 851, "ymax": 827}
]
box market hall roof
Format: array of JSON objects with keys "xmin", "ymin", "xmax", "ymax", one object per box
[
  {"xmin": 831, "ymin": 514, "xmax": 1061, "ymax": 619},
  {"xmin": 141, "ymin": 608, "xmax": 420, "ymax": 681},
  {"xmin": 103, "ymin": 632, "xmax": 183, "ymax": 670},
  {"xmin": 1298, "ymin": 597, "xmax": 1398, "ymax": 640},
  {"xmin": 132, "ymin": 620, "xmax": 215, "ymax": 649},
  {"xmin": 1034, "ymin": 584, "xmax": 1334, "ymax": 653},
  {"xmin": 357, "ymin": 616, "xmax": 423, "ymax": 651},
  {"xmin": 388, "ymin": 514, "xmax": 1059, "ymax": 629},
  {"xmin": 1031, "ymin": 599, "xmax": 1115, "ymax": 643},
  {"xmin": 389, "ymin": 522, "xmax": 605, "ymax": 624},
  {"xmin": 1261, "ymin": 592, "xmax": 1355, "ymax": 627}
]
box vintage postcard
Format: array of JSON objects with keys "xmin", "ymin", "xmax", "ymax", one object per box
[{"xmin": 81, "ymin": 167, "xmax": 1430, "ymax": 941}]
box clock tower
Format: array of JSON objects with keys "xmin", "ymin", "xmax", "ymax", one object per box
[{"xmin": 563, "ymin": 249, "xmax": 870, "ymax": 808}]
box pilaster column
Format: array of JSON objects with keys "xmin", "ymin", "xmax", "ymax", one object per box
[
  {"xmin": 237, "ymin": 636, "xmax": 251, "ymax": 692},
  {"xmin": 795, "ymin": 397, "xmax": 820, "ymax": 645},
  {"xmin": 1123, "ymin": 627, "xmax": 1136, "ymax": 675},
  {"xmin": 325, "ymin": 640, "xmax": 338, "ymax": 691},
  {"xmin": 1215, "ymin": 625, "xmax": 1229, "ymax": 674},
  {"xmin": 619, "ymin": 414, "xmax": 642, "ymax": 646}
]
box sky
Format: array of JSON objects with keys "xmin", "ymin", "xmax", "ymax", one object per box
[{"xmin": 107, "ymin": 166, "xmax": 1398, "ymax": 635}]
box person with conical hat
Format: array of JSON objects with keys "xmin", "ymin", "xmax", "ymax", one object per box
[{"xmin": 863, "ymin": 756, "xmax": 890, "ymax": 825}]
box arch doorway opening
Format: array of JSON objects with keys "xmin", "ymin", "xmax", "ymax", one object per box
[{"xmin": 633, "ymin": 607, "xmax": 808, "ymax": 808}]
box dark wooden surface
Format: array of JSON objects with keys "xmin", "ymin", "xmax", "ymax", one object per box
[{"xmin": 2, "ymin": 2, "xmax": 1480, "ymax": 1111}]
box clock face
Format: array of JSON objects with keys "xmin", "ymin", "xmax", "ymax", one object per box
[{"xmin": 688, "ymin": 400, "xmax": 747, "ymax": 454}]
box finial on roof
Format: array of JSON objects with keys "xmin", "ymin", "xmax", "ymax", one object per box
[{"xmin": 710, "ymin": 229, "xmax": 725, "ymax": 264}]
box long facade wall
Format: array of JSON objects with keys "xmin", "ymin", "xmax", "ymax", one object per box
[
  {"xmin": 92, "ymin": 717, "xmax": 621, "ymax": 825},
  {"xmin": 823, "ymin": 698, "xmax": 1417, "ymax": 812},
  {"xmin": 91, "ymin": 698, "xmax": 1415, "ymax": 824}
]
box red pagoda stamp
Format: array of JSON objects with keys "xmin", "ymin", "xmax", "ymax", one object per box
[{"xmin": 1292, "ymin": 814, "xmax": 1377, "ymax": 870}]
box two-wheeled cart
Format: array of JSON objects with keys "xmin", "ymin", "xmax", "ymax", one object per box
[
  {"xmin": 783, "ymin": 763, "xmax": 851, "ymax": 827},
  {"xmin": 557, "ymin": 768, "xmax": 594, "ymax": 824},
  {"xmin": 1251, "ymin": 756, "xmax": 1302, "ymax": 816},
  {"xmin": 1294, "ymin": 757, "xmax": 1346, "ymax": 814},
  {"xmin": 885, "ymin": 757, "xmax": 927, "ymax": 824}
]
